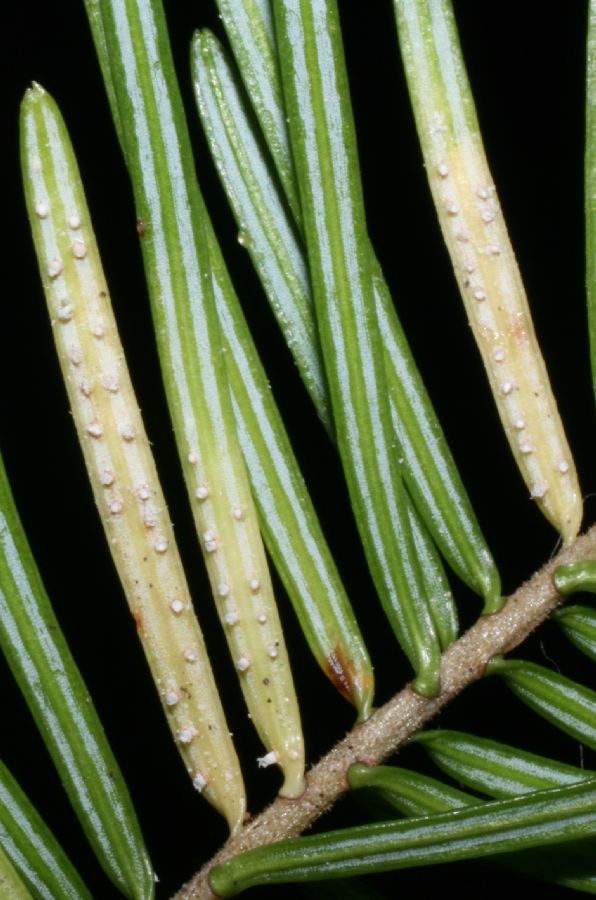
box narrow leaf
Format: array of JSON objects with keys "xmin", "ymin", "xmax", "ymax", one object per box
[
  {"xmin": 192, "ymin": 20, "xmax": 459, "ymax": 663},
  {"xmin": 86, "ymin": 0, "xmax": 373, "ymax": 730},
  {"xmin": 554, "ymin": 605, "xmax": 596, "ymax": 664},
  {"xmin": 491, "ymin": 659, "xmax": 596, "ymax": 751},
  {"xmin": 393, "ymin": 0, "xmax": 581, "ymax": 543},
  {"xmin": 371, "ymin": 263, "xmax": 501, "ymax": 614},
  {"xmin": 20, "ymin": 83, "xmax": 246, "ymax": 832},
  {"xmin": 192, "ymin": 29, "xmax": 331, "ymax": 430},
  {"xmin": 214, "ymin": 0, "xmax": 302, "ymax": 224},
  {"xmin": 0, "ymin": 453, "xmax": 153, "ymax": 900},
  {"xmin": 192, "ymin": 26, "xmax": 480, "ymax": 648},
  {"xmin": 405, "ymin": 501, "xmax": 457, "ymax": 649},
  {"xmin": 273, "ymin": 0, "xmax": 441, "ymax": 695},
  {"xmin": 0, "ymin": 759, "xmax": 91, "ymax": 900},
  {"xmin": 192, "ymin": 15, "xmax": 499, "ymax": 616},
  {"xmin": 412, "ymin": 729, "xmax": 595, "ymax": 798},
  {"xmin": 349, "ymin": 763, "xmax": 596, "ymax": 894},
  {"xmin": 97, "ymin": 0, "xmax": 304, "ymax": 796},
  {"xmin": 349, "ymin": 763, "xmax": 472, "ymax": 817},
  {"xmin": 207, "ymin": 226, "xmax": 374, "ymax": 720},
  {"xmin": 209, "ymin": 778, "xmax": 596, "ymax": 895},
  {"xmin": 82, "ymin": 0, "xmax": 127, "ymax": 156}
]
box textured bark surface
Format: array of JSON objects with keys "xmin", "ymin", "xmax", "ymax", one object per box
[{"xmin": 173, "ymin": 523, "xmax": 596, "ymax": 899}]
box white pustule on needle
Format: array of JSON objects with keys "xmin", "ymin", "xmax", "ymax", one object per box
[
  {"xmin": 21, "ymin": 83, "xmax": 245, "ymax": 834},
  {"xmin": 395, "ymin": 0, "xmax": 581, "ymax": 544},
  {"xmin": 427, "ymin": 133, "xmax": 581, "ymax": 544}
]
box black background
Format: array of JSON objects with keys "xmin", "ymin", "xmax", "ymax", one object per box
[{"xmin": 1, "ymin": 2, "xmax": 595, "ymax": 898}]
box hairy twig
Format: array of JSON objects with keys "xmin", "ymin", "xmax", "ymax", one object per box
[{"xmin": 174, "ymin": 522, "xmax": 596, "ymax": 899}]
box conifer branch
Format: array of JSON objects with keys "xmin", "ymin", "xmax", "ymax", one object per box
[{"xmin": 174, "ymin": 522, "xmax": 596, "ymax": 899}]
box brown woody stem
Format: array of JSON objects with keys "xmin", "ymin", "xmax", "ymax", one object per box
[{"xmin": 173, "ymin": 523, "xmax": 596, "ymax": 899}]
